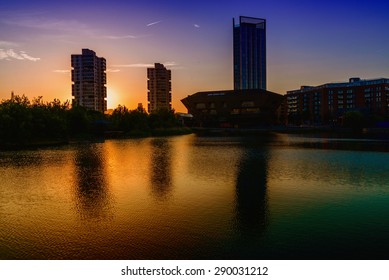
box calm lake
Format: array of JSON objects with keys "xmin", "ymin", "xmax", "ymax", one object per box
[{"xmin": 1, "ymin": 133, "xmax": 389, "ymax": 259}]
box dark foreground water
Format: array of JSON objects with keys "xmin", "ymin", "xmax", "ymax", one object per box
[{"xmin": 1, "ymin": 133, "xmax": 389, "ymax": 259}]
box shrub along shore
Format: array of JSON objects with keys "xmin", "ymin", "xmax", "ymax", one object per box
[{"xmin": 0, "ymin": 95, "xmax": 191, "ymax": 150}]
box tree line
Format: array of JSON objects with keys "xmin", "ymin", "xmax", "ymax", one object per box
[{"xmin": 0, "ymin": 95, "xmax": 188, "ymax": 147}]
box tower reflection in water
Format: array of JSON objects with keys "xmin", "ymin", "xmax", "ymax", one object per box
[
  {"xmin": 73, "ymin": 144, "xmax": 111, "ymax": 220},
  {"xmin": 234, "ymin": 145, "xmax": 269, "ymax": 258},
  {"xmin": 149, "ymin": 138, "xmax": 173, "ymax": 200}
]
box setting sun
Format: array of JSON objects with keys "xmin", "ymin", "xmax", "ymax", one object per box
[{"xmin": 106, "ymin": 87, "xmax": 119, "ymax": 110}]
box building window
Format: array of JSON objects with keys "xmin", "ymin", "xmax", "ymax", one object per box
[
  {"xmin": 241, "ymin": 101, "xmax": 255, "ymax": 107},
  {"xmin": 196, "ymin": 103, "xmax": 206, "ymax": 109},
  {"xmin": 241, "ymin": 108, "xmax": 260, "ymax": 114}
]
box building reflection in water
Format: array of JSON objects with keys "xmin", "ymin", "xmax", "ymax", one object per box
[
  {"xmin": 73, "ymin": 144, "xmax": 111, "ymax": 220},
  {"xmin": 149, "ymin": 138, "xmax": 173, "ymax": 200},
  {"xmin": 234, "ymin": 146, "xmax": 269, "ymax": 256}
]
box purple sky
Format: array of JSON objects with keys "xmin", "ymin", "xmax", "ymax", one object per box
[{"xmin": 1, "ymin": 0, "xmax": 389, "ymax": 112}]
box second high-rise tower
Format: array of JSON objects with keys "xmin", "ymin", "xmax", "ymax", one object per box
[{"xmin": 147, "ymin": 63, "xmax": 172, "ymax": 113}]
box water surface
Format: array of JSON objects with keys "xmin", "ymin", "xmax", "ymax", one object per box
[{"xmin": 1, "ymin": 134, "xmax": 389, "ymax": 259}]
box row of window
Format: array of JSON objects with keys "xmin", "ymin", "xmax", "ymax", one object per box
[
  {"xmin": 195, "ymin": 101, "xmax": 257, "ymax": 110},
  {"xmin": 204, "ymin": 108, "xmax": 261, "ymax": 115}
]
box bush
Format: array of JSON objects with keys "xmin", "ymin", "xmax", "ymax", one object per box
[{"xmin": 0, "ymin": 95, "xmax": 187, "ymax": 147}]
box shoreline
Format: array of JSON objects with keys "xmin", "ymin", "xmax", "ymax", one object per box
[
  {"xmin": 191, "ymin": 126, "xmax": 389, "ymax": 139},
  {"xmin": 2, "ymin": 126, "xmax": 389, "ymax": 151},
  {"xmin": 0, "ymin": 127, "xmax": 193, "ymax": 151}
]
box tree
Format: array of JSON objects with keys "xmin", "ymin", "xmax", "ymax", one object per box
[
  {"xmin": 0, "ymin": 95, "xmax": 33, "ymax": 143},
  {"xmin": 66, "ymin": 105, "xmax": 90, "ymax": 135},
  {"xmin": 110, "ymin": 105, "xmax": 150, "ymax": 132},
  {"xmin": 148, "ymin": 108, "xmax": 178, "ymax": 129}
]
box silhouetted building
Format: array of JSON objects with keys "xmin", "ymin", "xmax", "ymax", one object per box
[
  {"xmin": 71, "ymin": 49, "xmax": 107, "ymax": 113},
  {"xmin": 233, "ymin": 16, "xmax": 266, "ymax": 90},
  {"xmin": 181, "ymin": 89, "xmax": 284, "ymax": 127},
  {"xmin": 147, "ymin": 63, "xmax": 172, "ymax": 113},
  {"xmin": 287, "ymin": 77, "xmax": 389, "ymax": 125}
]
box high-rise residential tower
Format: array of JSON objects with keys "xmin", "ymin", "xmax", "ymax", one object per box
[
  {"xmin": 147, "ymin": 63, "xmax": 172, "ymax": 113},
  {"xmin": 233, "ymin": 16, "xmax": 266, "ymax": 90},
  {"xmin": 71, "ymin": 49, "xmax": 107, "ymax": 113}
]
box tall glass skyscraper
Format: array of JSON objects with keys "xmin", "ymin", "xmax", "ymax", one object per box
[{"xmin": 233, "ymin": 16, "xmax": 266, "ymax": 90}]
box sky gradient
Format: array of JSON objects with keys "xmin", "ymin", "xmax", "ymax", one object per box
[{"xmin": 1, "ymin": 0, "xmax": 389, "ymax": 112}]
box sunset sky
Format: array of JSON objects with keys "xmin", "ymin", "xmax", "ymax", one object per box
[{"xmin": 1, "ymin": 0, "xmax": 389, "ymax": 112}]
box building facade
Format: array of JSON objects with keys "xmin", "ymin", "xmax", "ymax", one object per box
[
  {"xmin": 181, "ymin": 89, "xmax": 284, "ymax": 128},
  {"xmin": 147, "ymin": 63, "xmax": 172, "ymax": 113},
  {"xmin": 233, "ymin": 16, "xmax": 267, "ymax": 90},
  {"xmin": 286, "ymin": 77, "xmax": 389, "ymax": 125},
  {"xmin": 71, "ymin": 49, "xmax": 107, "ymax": 113}
]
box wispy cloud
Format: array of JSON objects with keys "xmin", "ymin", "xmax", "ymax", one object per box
[
  {"xmin": 54, "ymin": 68, "xmax": 120, "ymax": 74},
  {"xmin": 146, "ymin": 20, "xmax": 162, "ymax": 27},
  {"xmin": 53, "ymin": 69, "xmax": 70, "ymax": 73},
  {"xmin": 3, "ymin": 17, "xmax": 89, "ymax": 32},
  {"xmin": 100, "ymin": 34, "xmax": 137, "ymax": 40},
  {"xmin": 2, "ymin": 13, "xmax": 145, "ymax": 42},
  {"xmin": 6, "ymin": 49, "xmax": 23, "ymax": 60},
  {"xmin": 0, "ymin": 49, "xmax": 40, "ymax": 61},
  {"xmin": 0, "ymin": 41, "xmax": 18, "ymax": 47},
  {"xmin": 163, "ymin": 61, "xmax": 178, "ymax": 67},
  {"xmin": 113, "ymin": 63, "xmax": 154, "ymax": 68},
  {"xmin": 2, "ymin": 14, "xmax": 95, "ymax": 40},
  {"xmin": 0, "ymin": 50, "xmax": 8, "ymax": 60},
  {"xmin": 113, "ymin": 62, "xmax": 178, "ymax": 68},
  {"xmin": 20, "ymin": 51, "xmax": 40, "ymax": 61},
  {"xmin": 194, "ymin": 24, "xmax": 200, "ymax": 28}
]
